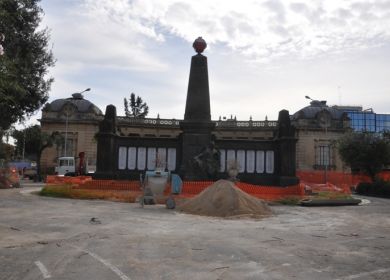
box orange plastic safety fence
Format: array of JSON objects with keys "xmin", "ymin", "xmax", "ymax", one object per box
[
  {"xmin": 181, "ymin": 181, "xmax": 305, "ymax": 201},
  {"xmin": 300, "ymin": 181, "xmax": 352, "ymax": 194},
  {"xmin": 296, "ymin": 171, "xmax": 375, "ymax": 188},
  {"xmin": 46, "ymin": 176, "xmax": 141, "ymax": 191},
  {"xmin": 379, "ymin": 171, "xmax": 390, "ymax": 181},
  {"xmin": 75, "ymin": 180, "xmax": 141, "ymax": 191},
  {"xmin": 46, "ymin": 175, "xmax": 92, "ymax": 185},
  {"xmin": 47, "ymin": 170, "xmax": 390, "ymax": 201}
]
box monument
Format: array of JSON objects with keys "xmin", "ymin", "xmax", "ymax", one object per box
[
  {"xmin": 93, "ymin": 37, "xmax": 299, "ymax": 186},
  {"xmin": 179, "ymin": 37, "xmax": 218, "ymax": 180}
]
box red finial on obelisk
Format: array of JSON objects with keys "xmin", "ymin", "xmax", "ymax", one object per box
[{"xmin": 193, "ymin": 37, "xmax": 207, "ymax": 54}]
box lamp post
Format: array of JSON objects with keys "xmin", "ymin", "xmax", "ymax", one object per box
[
  {"xmin": 63, "ymin": 88, "xmax": 91, "ymax": 157},
  {"xmin": 78, "ymin": 88, "xmax": 91, "ymax": 95},
  {"xmin": 305, "ymin": 95, "xmax": 313, "ymax": 101},
  {"xmin": 64, "ymin": 108, "xmax": 70, "ymax": 157},
  {"xmin": 363, "ymin": 108, "xmax": 373, "ymax": 132},
  {"xmin": 305, "ymin": 95, "xmax": 330, "ymax": 183}
]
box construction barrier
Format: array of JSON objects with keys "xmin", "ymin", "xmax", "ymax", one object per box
[
  {"xmin": 46, "ymin": 177, "xmax": 304, "ymax": 201},
  {"xmin": 46, "ymin": 175, "xmax": 92, "ymax": 185},
  {"xmin": 45, "ymin": 171, "xmax": 390, "ymax": 201},
  {"xmin": 74, "ymin": 179, "xmax": 141, "ymax": 191},
  {"xmin": 181, "ymin": 181, "xmax": 304, "ymax": 201},
  {"xmin": 297, "ymin": 170, "xmax": 390, "ymax": 185},
  {"xmin": 298, "ymin": 170, "xmax": 366, "ymax": 186},
  {"xmin": 379, "ymin": 171, "xmax": 390, "ymax": 181}
]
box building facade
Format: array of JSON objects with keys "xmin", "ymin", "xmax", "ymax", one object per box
[
  {"xmin": 292, "ymin": 100, "xmax": 351, "ymax": 172},
  {"xmin": 332, "ymin": 105, "xmax": 390, "ymax": 133},
  {"xmin": 39, "ymin": 93, "xmax": 103, "ymax": 174},
  {"xmin": 39, "ymin": 95, "xmax": 356, "ymax": 176}
]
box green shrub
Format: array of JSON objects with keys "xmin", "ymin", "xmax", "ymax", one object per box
[
  {"xmin": 275, "ymin": 196, "xmax": 301, "ymax": 205},
  {"xmin": 356, "ymin": 182, "xmax": 371, "ymax": 194},
  {"xmin": 356, "ymin": 180, "xmax": 390, "ymax": 197},
  {"xmin": 40, "ymin": 185, "xmax": 72, "ymax": 198}
]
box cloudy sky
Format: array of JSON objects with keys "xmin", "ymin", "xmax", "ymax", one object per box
[{"xmin": 35, "ymin": 0, "xmax": 390, "ymax": 122}]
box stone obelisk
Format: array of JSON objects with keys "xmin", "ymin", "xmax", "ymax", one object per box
[{"xmin": 179, "ymin": 37, "xmax": 216, "ymax": 180}]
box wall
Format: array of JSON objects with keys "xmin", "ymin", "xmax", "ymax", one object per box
[
  {"xmin": 40, "ymin": 121, "xmax": 99, "ymax": 174},
  {"xmin": 295, "ymin": 128, "xmax": 346, "ymax": 172}
]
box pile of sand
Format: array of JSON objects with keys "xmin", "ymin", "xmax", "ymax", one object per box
[{"xmin": 178, "ymin": 180, "xmax": 272, "ymax": 218}]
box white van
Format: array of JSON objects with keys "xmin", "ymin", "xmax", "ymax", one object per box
[{"xmin": 55, "ymin": 157, "xmax": 75, "ymax": 176}]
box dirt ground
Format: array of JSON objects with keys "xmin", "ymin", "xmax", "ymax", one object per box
[{"xmin": 0, "ymin": 181, "xmax": 389, "ymax": 280}]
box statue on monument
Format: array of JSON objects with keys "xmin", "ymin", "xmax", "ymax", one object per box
[
  {"xmin": 99, "ymin": 105, "xmax": 117, "ymax": 133},
  {"xmin": 192, "ymin": 141, "xmax": 220, "ymax": 179}
]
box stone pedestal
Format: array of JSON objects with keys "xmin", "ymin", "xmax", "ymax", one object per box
[{"xmin": 179, "ymin": 122, "xmax": 215, "ymax": 180}]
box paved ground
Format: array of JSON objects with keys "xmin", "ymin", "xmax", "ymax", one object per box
[{"xmin": 0, "ymin": 182, "xmax": 390, "ymax": 280}]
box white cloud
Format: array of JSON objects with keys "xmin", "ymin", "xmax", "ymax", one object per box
[
  {"xmin": 43, "ymin": 1, "xmax": 168, "ymax": 72},
  {"xmin": 82, "ymin": 0, "xmax": 390, "ymax": 62},
  {"xmin": 37, "ymin": 0, "xmax": 390, "ymax": 122}
]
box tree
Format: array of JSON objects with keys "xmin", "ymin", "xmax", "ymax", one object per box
[
  {"xmin": 338, "ymin": 132, "xmax": 390, "ymax": 180},
  {"xmin": 0, "ymin": 0, "xmax": 55, "ymax": 133},
  {"xmin": 124, "ymin": 93, "xmax": 149, "ymax": 118},
  {"xmin": 0, "ymin": 142, "xmax": 14, "ymax": 161},
  {"xmin": 0, "ymin": 129, "xmax": 14, "ymax": 160},
  {"xmin": 12, "ymin": 125, "xmax": 62, "ymax": 180}
]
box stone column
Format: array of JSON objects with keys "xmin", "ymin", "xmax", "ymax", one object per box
[
  {"xmin": 94, "ymin": 105, "xmax": 117, "ymax": 178},
  {"xmin": 277, "ymin": 109, "xmax": 299, "ymax": 186}
]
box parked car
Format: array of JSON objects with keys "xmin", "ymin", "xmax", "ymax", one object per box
[{"xmin": 23, "ymin": 166, "xmax": 37, "ymax": 180}]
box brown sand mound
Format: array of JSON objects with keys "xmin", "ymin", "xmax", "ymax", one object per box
[{"xmin": 178, "ymin": 180, "xmax": 272, "ymax": 218}]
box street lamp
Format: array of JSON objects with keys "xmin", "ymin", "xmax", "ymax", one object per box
[
  {"xmin": 305, "ymin": 95, "xmax": 331, "ymax": 182},
  {"xmin": 79, "ymin": 88, "xmax": 91, "ymax": 94},
  {"xmin": 305, "ymin": 95, "xmax": 313, "ymax": 101},
  {"xmin": 64, "ymin": 88, "xmax": 91, "ymax": 156},
  {"xmin": 363, "ymin": 108, "xmax": 373, "ymax": 132}
]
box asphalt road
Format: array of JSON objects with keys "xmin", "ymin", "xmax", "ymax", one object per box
[{"xmin": 0, "ymin": 184, "xmax": 389, "ymax": 280}]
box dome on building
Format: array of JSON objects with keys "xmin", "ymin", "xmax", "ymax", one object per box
[
  {"xmin": 43, "ymin": 93, "xmax": 103, "ymax": 116},
  {"xmin": 292, "ymin": 100, "xmax": 344, "ymax": 120}
]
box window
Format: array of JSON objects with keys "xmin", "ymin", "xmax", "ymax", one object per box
[
  {"xmin": 265, "ymin": 151, "xmax": 274, "ymax": 174},
  {"xmin": 315, "ymin": 143, "xmax": 333, "ymax": 169},
  {"xmin": 58, "ymin": 133, "xmax": 77, "ymax": 157},
  {"xmin": 219, "ymin": 149, "xmax": 226, "ymax": 172},
  {"xmin": 147, "ymin": 147, "xmax": 156, "ymax": 170},
  {"xmin": 157, "ymin": 148, "xmax": 167, "ymax": 170},
  {"xmin": 237, "ymin": 150, "xmax": 245, "ymax": 172},
  {"xmin": 227, "ymin": 150, "xmax": 235, "ymax": 165},
  {"xmin": 128, "ymin": 147, "xmax": 137, "ymax": 170},
  {"xmin": 218, "ymin": 149, "xmax": 273, "ymax": 174},
  {"xmin": 346, "ymin": 111, "xmax": 390, "ymax": 132},
  {"xmin": 137, "ymin": 147, "xmax": 146, "ymax": 170},
  {"xmin": 317, "ymin": 146, "xmax": 330, "ymax": 166},
  {"xmin": 118, "ymin": 147, "xmax": 127, "ymax": 170},
  {"xmin": 167, "ymin": 148, "xmax": 176, "ymax": 171},
  {"xmin": 256, "ymin": 151, "xmax": 265, "ymax": 173},
  {"xmin": 246, "ymin": 150, "xmax": 255, "ymax": 173}
]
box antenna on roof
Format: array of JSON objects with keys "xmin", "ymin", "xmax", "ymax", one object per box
[{"xmin": 338, "ymin": 86, "xmax": 341, "ymax": 105}]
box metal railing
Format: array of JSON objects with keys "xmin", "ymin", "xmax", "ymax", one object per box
[
  {"xmin": 215, "ymin": 120, "xmax": 277, "ymax": 128},
  {"xmin": 117, "ymin": 117, "xmax": 278, "ymax": 129},
  {"xmin": 117, "ymin": 117, "xmax": 180, "ymax": 127}
]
